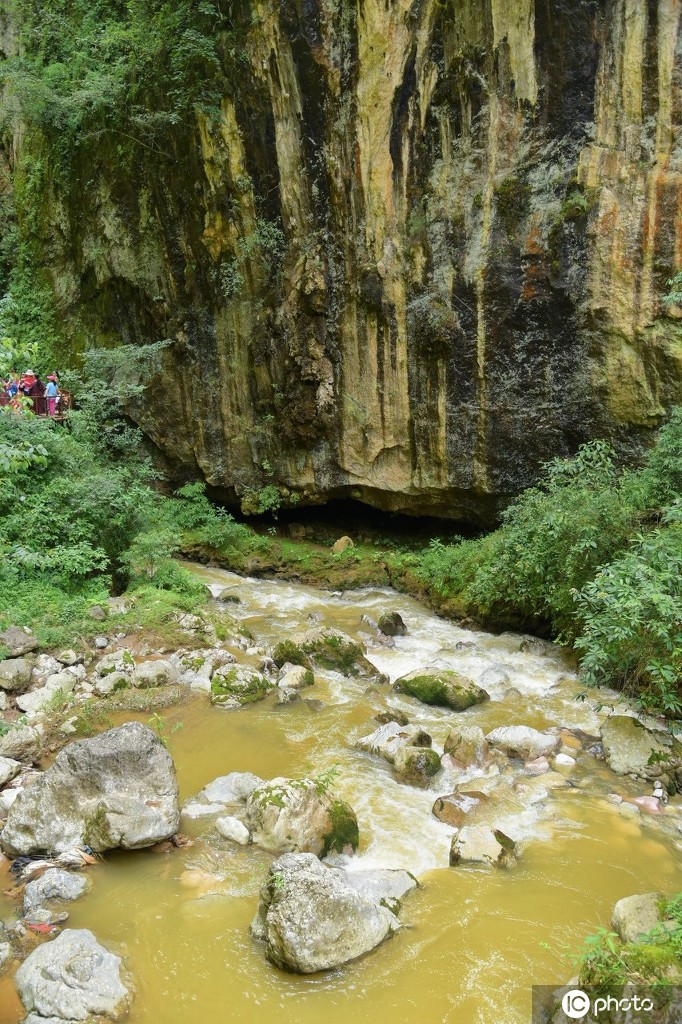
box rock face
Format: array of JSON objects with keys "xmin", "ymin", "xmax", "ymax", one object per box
[
  {"xmin": 15, "ymin": 929, "xmax": 130, "ymax": 1021},
  {"xmin": 600, "ymin": 716, "xmax": 682, "ymax": 784},
  {"xmin": 245, "ymin": 778, "xmax": 359, "ymax": 857},
  {"xmin": 250, "ymin": 853, "xmax": 403, "ymax": 973},
  {"xmin": 394, "ymin": 667, "xmax": 488, "ymax": 711},
  {"xmin": 1, "ymin": 722, "xmax": 180, "ymax": 856},
  {"xmin": 4, "ymin": 2, "xmax": 682, "ymax": 523}
]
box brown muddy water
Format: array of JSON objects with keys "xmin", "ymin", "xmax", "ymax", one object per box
[{"xmin": 2, "ymin": 566, "xmax": 682, "ymax": 1024}]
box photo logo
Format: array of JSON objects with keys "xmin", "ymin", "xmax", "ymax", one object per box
[{"xmin": 562, "ymin": 989, "xmax": 590, "ymax": 1019}]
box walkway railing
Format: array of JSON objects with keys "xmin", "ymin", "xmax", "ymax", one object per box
[{"xmin": 0, "ymin": 392, "xmax": 72, "ymax": 418}]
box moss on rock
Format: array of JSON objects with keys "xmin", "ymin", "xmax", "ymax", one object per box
[
  {"xmin": 393, "ymin": 667, "xmax": 489, "ymax": 711},
  {"xmin": 321, "ymin": 799, "xmax": 360, "ymax": 857}
]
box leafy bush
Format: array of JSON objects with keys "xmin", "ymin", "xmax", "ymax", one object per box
[{"xmin": 574, "ymin": 509, "xmax": 682, "ymax": 714}]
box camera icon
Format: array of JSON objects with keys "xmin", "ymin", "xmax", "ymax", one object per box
[{"xmin": 562, "ymin": 989, "xmax": 591, "ymax": 1019}]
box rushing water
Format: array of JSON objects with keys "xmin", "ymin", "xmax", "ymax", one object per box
[{"xmin": 2, "ymin": 567, "xmax": 682, "ymax": 1024}]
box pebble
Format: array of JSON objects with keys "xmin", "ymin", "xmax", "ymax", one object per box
[
  {"xmin": 554, "ymin": 753, "xmax": 576, "ymax": 767},
  {"xmin": 525, "ymin": 756, "xmax": 550, "ymax": 776},
  {"xmin": 94, "ymin": 637, "xmax": 108, "ymax": 650}
]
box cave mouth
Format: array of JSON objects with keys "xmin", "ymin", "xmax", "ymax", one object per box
[{"xmin": 227, "ymin": 497, "xmax": 482, "ymax": 549}]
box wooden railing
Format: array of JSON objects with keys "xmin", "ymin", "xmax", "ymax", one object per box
[{"xmin": 0, "ymin": 391, "xmax": 72, "ymax": 418}]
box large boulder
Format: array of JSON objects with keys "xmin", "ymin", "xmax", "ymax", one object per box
[
  {"xmin": 15, "ymin": 929, "xmax": 130, "ymax": 1021},
  {"xmin": 210, "ymin": 665, "xmax": 274, "ymax": 708},
  {"xmin": 24, "ymin": 868, "xmax": 90, "ymax": 915},
  {"xmin": 393, "ymin": 667, "xmax": 489, "ymax": 711},
  {"xmin": 0, "ymin": 657, "xmax": 33, "ymax": 692},
  {"xmin": 0, "ymin": 626, "xmax": 38, "ymax": 657},
  {"xmin": 486, "ymin": 726, "xmax": 560, "ymax": 761},
  {"xmin": 600, "ymin": 716, "xmax": 682, "ymax": 781},
  {"xmin": 272, "ymin": 627, "xmax": 383, "ymax": 680},
  {"xmin": 357, "ymin": 721, "xmax": 432, "ymax": 764},
  {"xmin": 443, "ymin": 724, "xmax": 489, "ymax": 768},
  {"xmin": 245, "ymin": 778, "xmax": 359, "ymax": 857},
  {"xmin": 450, "ymin": 826, "xmax": 517, "ymax": 868},
  {"xmin": 250, "ymin": 853, "xmax": 401, "ymax": 972},
  {"xmin": 1, "ymin": 722, "xmax": 179, "ymax": 856}
]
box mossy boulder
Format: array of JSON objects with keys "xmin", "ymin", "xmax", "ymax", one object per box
[
  {"xmin": 244, "ymin": 777, "xmax": 359, "ymax": 857},
  {"xmin": 272, "ymin": 627, "xmax": 383, "ymax": 680},
  {"xmin": 600, "ymin": 716, "xmax": 682, "ymax": 784},
  {"xmin": 210, "ymin": 665, "xmax": 274, "ymax": 708},
  {"xmin": 393, "ymin": 667, "xmax": 488, "ymax": 711},
  {"xmin": 393, "ymin": 747, "xmax": 441, "ymax": 787},
  {"xmin": 377, "ymin": 612, "xmax": 407, "ymax": 637}
]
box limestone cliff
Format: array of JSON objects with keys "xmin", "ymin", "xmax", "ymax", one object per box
[{"xmin": 3, "ymin": 0, "xmax": 682, "ymax": 522}]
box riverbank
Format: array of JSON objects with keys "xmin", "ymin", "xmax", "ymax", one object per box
[{"xmin": 0, "ymin": 565, "xmax": 681, "ymax": 1024}]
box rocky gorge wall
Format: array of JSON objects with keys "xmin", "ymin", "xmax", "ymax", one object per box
[{"xmin": 3, "ymin": 0, "xmax": 682, "ymax": 522}]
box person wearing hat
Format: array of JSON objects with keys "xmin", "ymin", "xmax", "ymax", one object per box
[
  {"xmin": 20, "ymin": 370, "xmax": 44, "ymax": 413},
  {"xmin": 45, "ymin": 374, "xmax": 60, "ymax": 416}
]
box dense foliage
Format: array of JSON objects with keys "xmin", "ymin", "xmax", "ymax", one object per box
[
  {"xmin": 2, "ymin": 0, "xmax": 239, "ymax": 171},
  {"xmin": 0, "ymin": 342, "xmax": 257, "ymax": 648},
  {"xmin": 416, "ymin": 412, "xmax": 682, "ymax": 715}
]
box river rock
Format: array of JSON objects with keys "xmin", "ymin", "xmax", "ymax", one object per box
[
  {"xmin": 94, "ymin": 650, "xmax": 135, "ymax": 678},
  {"xmin": 24, "ymin": 869, "xmax": 90, "ymax": 914},
  {"xmin": 443, "ymin": 724, "xmax": 489, "ymax": 768},
  {"xmin": 450, "ymin": 826, "xmax": 517, "ymax": 867},
  {"xmin": 0, "ymin": 627, "xmax": 38, "ymax": 657},
  {"xmin": 251, "ymin": 853, "xmax": 400, "ymax": 972},
  {"xmin": 277, "ymin": 664, "xmax": 314, "ymax": 690},
  {"xmin": 0, "ymin": 941, "xmax": 11, "ymax": 972},
  {"xmin": 131, "ymin": 659, "xmax": 178, "ymax": 688},
  {"xmin": 93, "ymin": 671, "xmax": 129, "ymax": 696},
  {"xmin": 183, "ymin": 771, "xmax": 264, "ymax": 817},
  {"xmin": 357, "ymin": 721, "xmax": 431, "ymax": 764},
  {"xmin": 0, "ymin": 724, "xmax": 41, "ymax": 763},
  {"xmin": 393, "ymin": 666, "xmax": 489, "ymax": 711},
  {"xmin": 432, "ymin": 791, "xmax": 488, "ymax": 828},
  {"xmin": 0, "ymin": 756, "xmax": 21, "ymax": 787},
  {"xmin": 15, "ymin": 928, "xmax": 130, "ymax": 1021},
  {"xmin": 16, "ymin": 672, "xmax": 78, "ymax": 716},
  {"xmin": 393, "ymin": 746, "xmax": 441, "ymax": 787},
  {"xmin": 215, "ymin": 816, "xmax": 250, "ymax": 845},
  {"xmin": 486, "ymin": 726, "xmax": 560, "ymax": 761},
  {"xmin": 245, "ymin": 777, "xmax": 359, "ymax": 857},
  {"xmin": 56, "ymin": 650, "xmax": 83, "ymax": 667},
  {"xmin": 210, "ymin": 664, "xmax": 274, "ymax": 708},
  {"xmin": 377, "ymin": 612, "xmax": 407, "ymax": 637},
  {"xmin": 0, "ymin": 657, "xmax": 33, "ymax": 692},
  {"xmin": 275, "ymin": 686, "xmax": 300, "ymax": 706},
  {"xmin": 1, "ymin": 722, "xmax": 180, "ymax": 856},
  {"xmin": 600, "ymin": 716, "xmax": 682, "ymax": 781},
  {"xmin": 611, "ymin": 893, "xmax": 662, "ymax": 943},
  {"xmin": 272, "ymin": 627, "xmax": 383, "ymax": 680}
]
